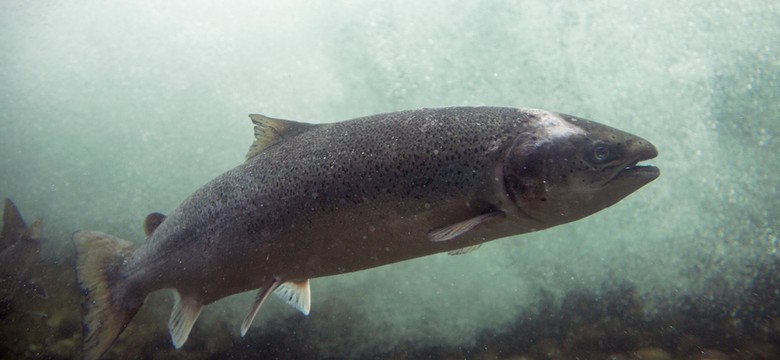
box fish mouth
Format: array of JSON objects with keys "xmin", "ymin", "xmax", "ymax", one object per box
[
  {"xmin": 609, "ymin": 144, "xmax": 660, "ymax": 184},
  {"xmin": 612, "ymin": 162, "xmax": 660, "ymax": 182}
]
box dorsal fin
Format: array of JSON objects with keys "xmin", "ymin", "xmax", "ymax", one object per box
[
  {"xmin": 143, "ymin": 212, "xmax": 167, "ymax": 237},
  {"xmin": 246, "ymin": 114, "xmax": 317, "ymax": 159},
  {"xmin": 3, "ymin": 198, "xmax": 27, "ymax": 248}
]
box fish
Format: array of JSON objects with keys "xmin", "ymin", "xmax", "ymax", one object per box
[
  {"xmin": 72, "ymin": 106, "xmax": 659, "ymax": 359},
  {"xmin": 0, "ymin": 198, "xmax": 45, "ymax": 318}
]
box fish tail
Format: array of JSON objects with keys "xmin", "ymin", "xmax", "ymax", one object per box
[{"xmin": 72, "ymin": 230, "xmax": 143, "ymax": 360}]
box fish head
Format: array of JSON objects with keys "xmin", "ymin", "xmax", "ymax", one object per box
[{"xmin": 502, "ymin": 110, "xmax": 659, "ymax": 227}]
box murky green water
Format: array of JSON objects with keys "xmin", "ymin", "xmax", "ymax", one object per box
[{"xmin": 1, "ymin": 1, "xmax": 778, "ymax": 359}]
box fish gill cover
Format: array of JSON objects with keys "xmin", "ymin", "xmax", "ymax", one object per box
[{"xmin": 0, "ymin": 0, "xmax": 777, "ymax": 359}]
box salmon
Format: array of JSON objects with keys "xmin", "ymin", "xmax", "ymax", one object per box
[{"xmin": 72, "ymin": 107, "xmax": 659, "ymax": 359}]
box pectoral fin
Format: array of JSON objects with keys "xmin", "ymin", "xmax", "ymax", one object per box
[
  {"xmin": 448, "ymin": 244, "xmax": 482, "ymax": 255},
  {"xmin": 240, "ymin": 277, "xmax": 282, "ymax": 337},
  {"xmin": 273, "ymin": 279, "xmax": 311, "ymax": 315},
  {"xmin": 168, "ymin": 291, "xmax": 204, "ymax": 349},
  {"xmin": 428, "ymin": 211, "xmax": 504, "ymax": 243}
]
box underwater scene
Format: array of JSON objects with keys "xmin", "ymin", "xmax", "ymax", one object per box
[{"xmin": 1, "ymin": 1, "xmax": 778, "ymax": 359}]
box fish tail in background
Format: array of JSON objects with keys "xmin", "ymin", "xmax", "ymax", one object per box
[
  {"xmin": 3, "ymin": 198, "xmax": 27, "ymax": 248},
  {"xmin": 72, "ymin": 231, "xmax": 143, "ymax": 360},
  {"xmin": 23, "ymin": 219, "xmax": 42, "ymax": 241}
]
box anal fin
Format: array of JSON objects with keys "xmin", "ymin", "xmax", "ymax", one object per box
[
  {"xmin": 240, "ymin": 277, "xmax": 282, "ymax": 337},
  {"xmin": 428, "ymin": 211, "xmax": 504, "ymax": 242},
  {"xmin": 273, "ymin": 279, "xmax": 311, "ymax": 315},
  {"xmin": 168, "ymin": 291, "xmax": 203, "ymax": 349}
]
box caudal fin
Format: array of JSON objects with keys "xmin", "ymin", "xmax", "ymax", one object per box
[{"xmin": 73, "ymin": 231, "xmax": 143, "ymax": 360}]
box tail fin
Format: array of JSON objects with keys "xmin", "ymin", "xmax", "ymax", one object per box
[
  {"xmin": 73, "ymin": 231, "xmax": 143, "ymax": 360},
  {"xmin": 3, "ymin": 198, "xmax": 27, "ymax": 248}
]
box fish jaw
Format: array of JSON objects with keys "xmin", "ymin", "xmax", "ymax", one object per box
[{"xmin": 501, "ymin": 111, "xmax": 660, "ymax": 227}]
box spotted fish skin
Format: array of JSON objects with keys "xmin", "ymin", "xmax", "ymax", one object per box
[
  {"xmin": 137, "ymin": 107, "xmax": 532, "ymax": 290},
  {"xmin": 72, "ymin": 106, "xmax": 659, "ymax": 360}
]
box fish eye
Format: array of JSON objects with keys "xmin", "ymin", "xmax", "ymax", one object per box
[{"xmin": 593, "ymin": 145, "xmax": 610, "ymax": 162}]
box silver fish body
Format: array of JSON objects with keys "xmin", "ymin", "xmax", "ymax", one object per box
[{"xmin": 73, "ymin": 107, "xmax": 659, "ymax": 359}]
